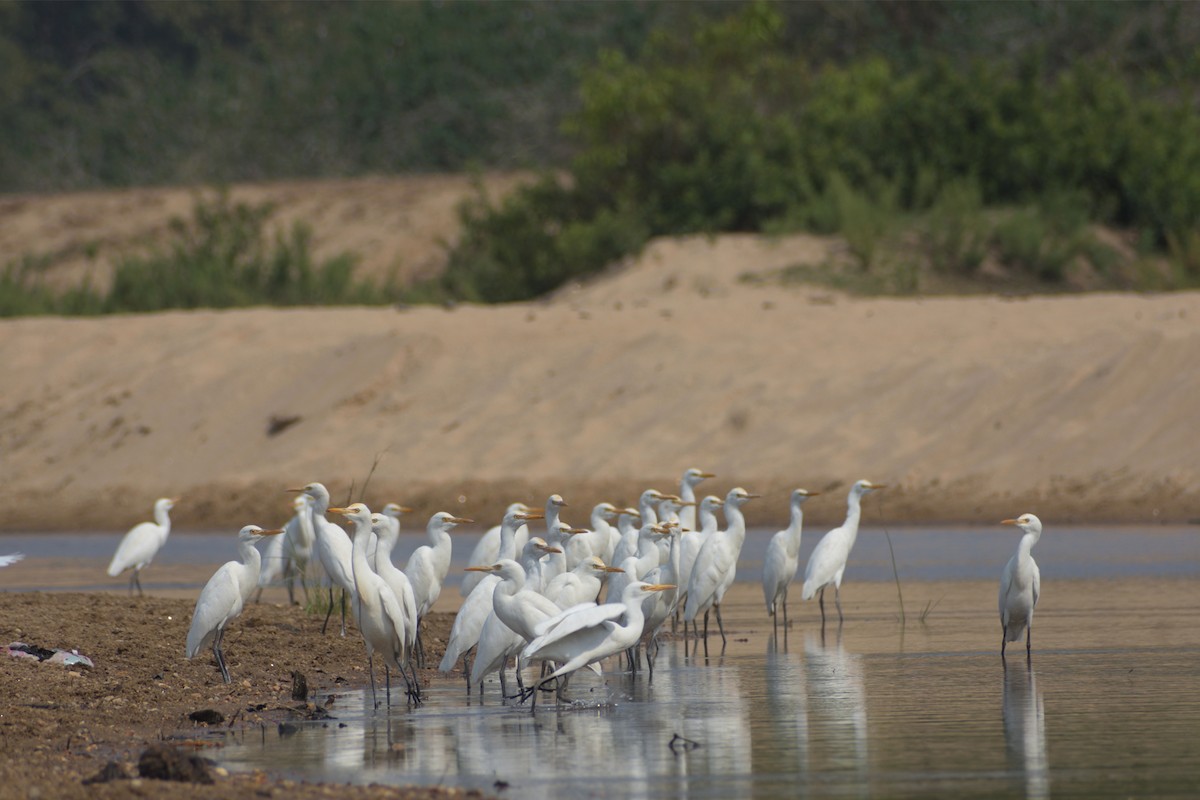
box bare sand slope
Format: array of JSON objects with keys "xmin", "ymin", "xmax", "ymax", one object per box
[{"xmin": 2, "ymin": 233, "xmax": 1198, "ymax": 531}]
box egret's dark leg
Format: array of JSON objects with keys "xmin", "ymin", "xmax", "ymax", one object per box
[
  {"xmin": 321, "ymin": 586, "xmax": 335, "ymax": 634},
  {"xmin": 783, "ymin": 596, "xmax": 789, "ymax": 630},
  {"xmin": 818, "ymin": 587, "xmax": 827, "ymax": 629},
  {"xmin": 1001, "ymin": 624, "xmax": 1008, "ymax": 660},
  {"xmin": 834, "ymin": 585, "xmax": 844, "ymax": 624},
  {"xmin": 367, "ymin": 653, "xmax": 378, "ymax": 710},
  {"xmin": 772, "ymin": 606, "xmax": 779, "ymax": 638},
  {"xmin": 385, "ymin": 665, "xmax": 392, "ymax": 708},
  {"xmin": 131, "ymin": 570, "xmax": 144, "ymax": 597},
  {"xmin": 339, "ymin": 589, "xmax": 348, "ymax": 637},
  {"xmin": 714, "ymin": 603, "xmax": 727, "ymax": 646},
  {"xmin": 213, "ymin": 628, "xmax": 231, "ymax": 684},
  {"xmin": 1026, "ymin": 623, "xmax": 1033, "ymax": 660}
]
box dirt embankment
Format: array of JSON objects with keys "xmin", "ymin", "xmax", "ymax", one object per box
[
  {"xmin": 0, "ymin": 592, "xmax": 464, "ymax": 800},
  {"xmin": 1, "ymin": 177, "xmax": 1198, "ymax": 532}
]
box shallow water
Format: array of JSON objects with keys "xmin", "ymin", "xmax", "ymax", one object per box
[
  {"xmin": 3, "ymin": 524, "xmax": 1198, "ymax": 592},
  {"xmin": 4, "ymin": 524, "xmax": 1198, "ymax": 796},
  {"xmin": 210, "ymin": 582, "xmax": 1200, "ymax": 800}
]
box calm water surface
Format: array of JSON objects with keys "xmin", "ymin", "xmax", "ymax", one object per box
[
  {"xmin": 211, "ymin": 616, "xmax": 1200, "ymax": 799},
  {"xmin": 4, "ymin": 525, "xmax": 1198, "ymax": 797}
]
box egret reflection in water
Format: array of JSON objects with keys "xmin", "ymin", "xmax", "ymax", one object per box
[
  {"xmin": 804, "ymin": 630, "xmax": 868, "ymax": 783},
  {"xmin": 1003, "ymin": 661, "xmax": 1049, "ymax": 800}
]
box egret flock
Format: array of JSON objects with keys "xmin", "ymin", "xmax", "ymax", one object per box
[{"xmin": 107, "ymin": 468, "xmax": 1043, "ymax": 710}]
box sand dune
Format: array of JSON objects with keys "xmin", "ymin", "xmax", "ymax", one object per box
[{"xmin": 3, "ymin": 229, "xmax": 1197, "ymax": 531}]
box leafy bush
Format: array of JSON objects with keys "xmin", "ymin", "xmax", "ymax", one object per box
[
  {"xmin": 439, "ymin": 4, "xmax": 1200, "ymax": 301},
  {"xmin": 0, "ymin": 193, "xmax": 388, "ymax": 317}
]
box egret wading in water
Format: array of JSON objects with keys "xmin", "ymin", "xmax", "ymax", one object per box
[
  {"xmin": 405, "ymin": 511, "xmax": 472, "ymax": 666},
  {"xmin": 521, "ymin": 580, "xmax": 675, "ymax": 712},
  {"xmin": 0, "ymin": 553, "xmax": 24, "ymax": 567},
  {"xmin": 762, "ymin": 489, "xmax": 820, "ymax": 637},
  {"xmin": 684, "ymin": 487, "xmax": 759, "ymax": 649},
  {"xmin": 186, "ymin": 525, "xmax": 283, "ymax": 683},
  {"xmin": 999, "ymin": 514, "xmax": 1043, "ymax": 661},
  {"xmin": 801, "ymin": 480, "xmax": 885, "ymax": 628},
  {"xmin": 108, "ymin": 497, "xmax": 178, "ymax": 596},
  {"xmin": 330, "ymin": 504, "xmax": 421, "ymax": 707}
]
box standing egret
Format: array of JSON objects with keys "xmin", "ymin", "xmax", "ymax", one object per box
[
  {"xmin": 468, "ymin": 544, "xmax": 564, "ymax": 693},
  {"xmin": 544, "ymin": 555, "xmax": 618, "ymax": 609},
  {"xmin": 565, "ymin": 503, "xmax": 618, "ymax": 568},
  {"xmin": 255, "ymin": 522, "xmax": 288, "ymax": 603},
  {"xmin": 439, "ymin": 507, "xmax": 542, "ymax": 679},
  {"xmin": 684, "ymin": 487, "xmax": 759, "ymax": 647},
  {"xmin": 460, "ymin": 502, "xmax": 531, "ymax": 598},
  {"xmin": 406, "ymin": 511, "xmax": 472, "ymax": 665},
  {"xmin": 521, "ymin": 580, "xmax": 675, "ymax": 711},
  {"xmin": 329, "ymin": 504, "xmax": 420, "ymax": 707},
  {"xmin": 999, "ymin": 514, "xmax": 1043, "ymax": 660},
  {"xmin": 801, "ymin": 479, "xmax": 885, "ymax": 627},
  {"xmin": 678, "ymin": 468, "xmax": 715, "ymax": 532},
  {"xmin": 186, "ymin": 525, "xmax": 283, "ymax": 683},
  {"xmin": 107, "ymin": 497, "xmax": 178, "ymax": 596},
  {"xmin": 676, "ymin": 495, "xmax": 724, "ymax": 619},
  {"xmin": 372, "ymin": 511, "xmax": 419, "ymax": 666},
  {"xmin": 289, "ymin": 482, "xmax": 354, "ymax": 635},
  {"xmin": 762, "ymin": 489, "xmax": 820, "ymax": 636},
  {"xmin": 280, "ymin": 493, "xmax": 316, "ymax": 603}
]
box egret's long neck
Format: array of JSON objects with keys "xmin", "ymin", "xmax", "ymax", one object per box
[
  {"xmin": 639, "ymin": 498, "xmax": 659, "ymax": 526},
  {"xmin": 843, "ymin": 491, "xmax": 864, "ymax": 548},
  {"xmin": 699, "ymin": 506, "xmax": 718, "ymax": 535},
  {"xmin": 1018, "ymin": 530, "xmax": 1039, "ymax": 561},
  {"xmin": 500, "ymin": 565, "xmax": 525, "ymax": 597},
  {"xmin": 298, "ymin": 504, "xmax": 316, "ymax": 545},
  {"xmin": 545, "ymin": 505, "xmax": 562, "ymax": 537},
  {"xmin": 429, "ymin": 523, "xmax": 452, "ymax": 561},
  {"xmin": 154, "ymin": 504, "xmax": 172, "ymax": 531},
  {"xmin": 785, "ymin": 501, "xmax": 805, "ymax": 555},
  {"xmin": 349, "ymin": 518, "xmax": 373, "ymax": 586},
  {"xmin": 498, "ymin": 521, "xmax": 519, "ymax": 561},
  {"xmin": 374, "ymin": 530, "xmax": 396, "ymax": 571},
  {"xmin": 679, "ymin": 482, "xmax": 698, "ymax": 530},
  {"xmin": 724, "ymin": 500, "xmax": 748, "ymax": 547},
  {"xmin": 238, "ymin": 538, "xmax": 262, "ymax": 577}
]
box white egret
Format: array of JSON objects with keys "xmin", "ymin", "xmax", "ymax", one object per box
[
  {"xmin": 255, "ymin": 522, "xmax": 288, "ymax": 602},
  {"xmin": 405, "ymin": 511, "xmax": 472, "ymax": 665},
  {"xmin": 186, "ymin": 524, "xmax": 283, "ymax": 683},
  {"xmin": 538, "ymin": 495, "xmax": 571, "ymax": 586},
  {"xmin": 289, "ymin": 482, "xmax": 354, "ymax": 635},
  {"xmin": 0, "ymin": 553, "xmax": 25, "ymax": 568},
  {"xmin": 684, "ymin": 487, "xmax": 759, "ymax": 646},
  {"xmin": 521, "ymin": 579, "xmax": 675, "ymax": 711},
  {"xmin": 614, "ymin": 494, "xmax": 662, "ymax": 568},
  {"xmin": 460, "ymin": 502, "xmax": 531, "ymax": 598},
  {"xmin": 280, "ymin": 493, "xmax": 316, "ymax": 603},
  {"xmin": 762, "ymin": 489, "xmax": 820, "ymax": 636},
  {"xmin": 678, "ymin": 468, "xmax": 715, "ymax": 532},
  {"xmin": 639, "ymin": 523, "xmax": 687, "ymax": 672},
  {"xmin": 801, "ymin": 479, "xmax": 885, "ymax": 626},
  {"xmin": 999, "ymin": 514, "xmax": 1043, "ymax": 660},
  {"xmin": 565, "ymin": 502, "xmax": 618, "ymax": 568},
  {"xmin": 544, "ymin": 555, "xmax": 618, "ymax": 609},
  {"xmin": 107, "ymin": 497, "xmax": 177, "ymax": 596},
  {"xmin": 438, "ymin": 507, "xmax": 542, "ymax": 678},
  {"xmin": 329, "ymin": 503, "xmax": 420, "ymax": 707},
  {"xmin": 605, "ymin": 523, "xmax": 669, "ymax": 604},
  {"xmin": 468, "ymin": 545, "xmax": 565, "ymax": 692},
  {"xmin": 371, "ymin": 511, "xmax": 419, "ymax": 661},
  {"xmin": 677, "ymin": 495, "xmax": 724, "ymax": 617}
]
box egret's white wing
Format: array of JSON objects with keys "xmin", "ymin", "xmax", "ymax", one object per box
[{"xmin": 186, "ymin": 562, "xmax": 239, "ymax": 657}]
